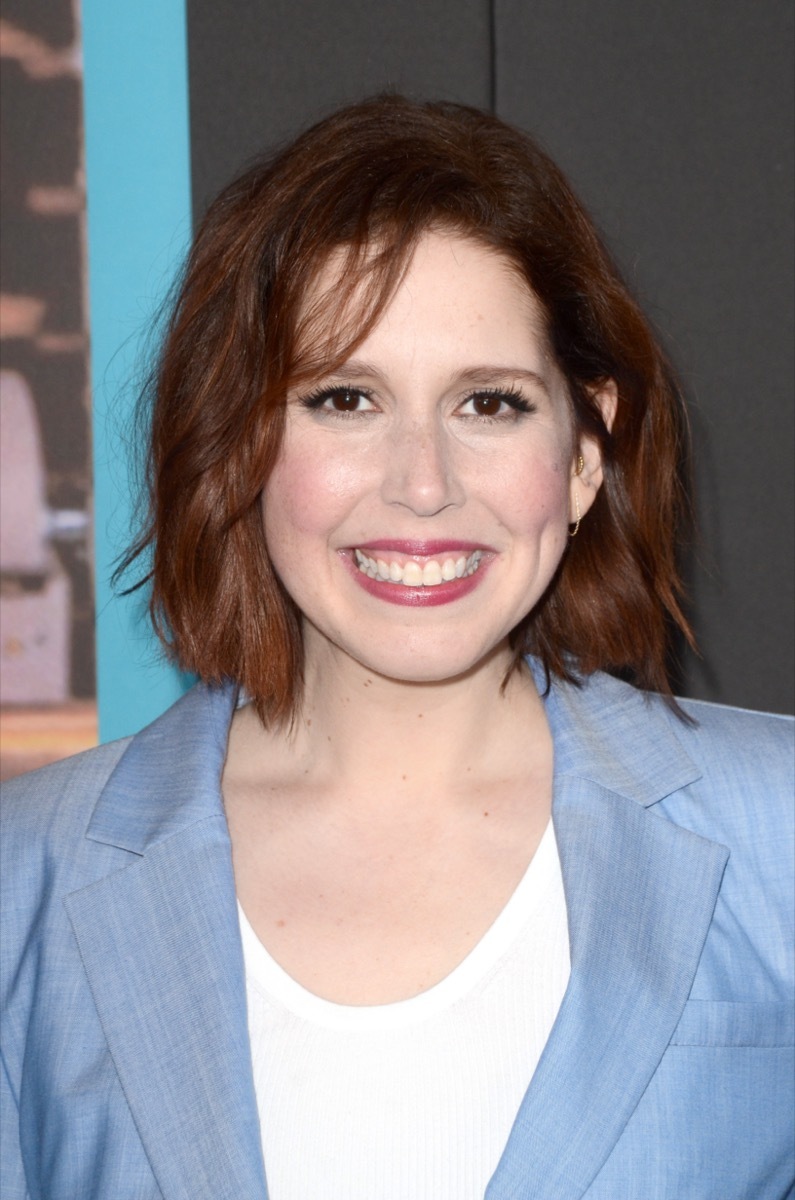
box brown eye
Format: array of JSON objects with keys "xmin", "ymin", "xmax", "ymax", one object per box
[
  {"xmin": 299, "ymin": 385, "xmax": 377, "ymax": 415},
  {"xmin": 459, "ymin": 389, "xmax": 533, "ymax": 420},
  {"xmin": 471, "ymin": 393, "xmax": 504, "ymax": 416},
  {"xmin": 330, "ymin": 389, "xmax": 362, "ymax": 411}
]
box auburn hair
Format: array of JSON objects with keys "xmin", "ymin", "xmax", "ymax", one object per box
[{"xmin": 121, "ymin": 94, "xmax": 694, "ymax": 726}]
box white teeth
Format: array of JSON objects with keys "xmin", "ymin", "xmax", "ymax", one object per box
[{"xmin": 354, "ymin": 548, "xmax": 482, "ymax": 587}]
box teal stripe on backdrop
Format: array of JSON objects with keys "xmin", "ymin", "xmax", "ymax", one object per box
[{"xmin": 83, "ymin": 0, "xmax": 194, "ymax": 742}]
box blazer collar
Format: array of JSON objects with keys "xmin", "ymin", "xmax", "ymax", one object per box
[
  {"xmin": 85, "ymin": 665, "xmax": 700, "ymax": 854},
  {"xmin": 488, "ymin": 669, "xmax": 728, "ymax": 1199},
  {"xmin": 67, "ymin": 680, "xmax": 269, "ymax": 1199},
  {"xmin": 84, "ymin": 680, "xmax": 237, "ymax": 854},
  {"xmin": 532, "ymin": 660, "xmax": 703, "ymax": 804}
]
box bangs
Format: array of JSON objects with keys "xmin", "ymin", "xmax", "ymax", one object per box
[{"xmin": 275, "ymin": 227, "xmax": 420, "ymax": 393}]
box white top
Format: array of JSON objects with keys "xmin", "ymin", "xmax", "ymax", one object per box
[{"xmin": 239, "ymin": 820, "xmax": 570, "ymax": 1200}]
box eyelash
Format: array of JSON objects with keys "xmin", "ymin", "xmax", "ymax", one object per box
[
  {"xmin": 297, "ymin": 385, "xmax": 536, "ymax": 422},
  {"xmin": 460, "ymin": 388, "xmax": 536, "ymax": 421},
  {"xmin": 299, "ymin": 386, "xmax": 377, "ymax": 416}
]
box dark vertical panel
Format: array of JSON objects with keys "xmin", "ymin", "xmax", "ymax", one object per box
[
  {"xmin": 186, "ymin": 0, "xmax": 792, "ymax": 714},
  {"xmin": 187, "ymin": 0, "xmax": 492, "ymax": 217},
  {"xmin": 496, "ymin": 0, "xmax": 794, "ymax": 713}
]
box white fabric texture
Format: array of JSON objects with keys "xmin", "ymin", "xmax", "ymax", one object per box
[{"xmin": 240, "ymin": 820, "xmax": 570, "ymax": 1200}]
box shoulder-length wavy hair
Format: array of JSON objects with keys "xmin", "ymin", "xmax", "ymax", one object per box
[{"xmin": 121, "ymin": 94, "xmax": 694, "ymax": 726}]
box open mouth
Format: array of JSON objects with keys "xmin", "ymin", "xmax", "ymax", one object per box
[{"xmin": 353, "ymin": 548, "xmax": 483, "ymax": 587}]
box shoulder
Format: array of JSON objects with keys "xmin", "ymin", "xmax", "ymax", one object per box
[
  {"xmin": 551, "ymin": 669, "xmax": 793, "ymax": 844},
  {"xmin": 1, "ymin": 682, "xmax": 234, "ymax": 947},
  {"xmin": 1, "ymin": 737, "xmax": 132, "ymax": 841},
  {"xmin": 670, "ymin": 691, "xmax": 794, "ymax": 780},
  {"xmin": 1, "ymin": 739, "xmax": 133, "ymax": 943},
  {"xmin": 573, "ymin": 668, "xmax": 793, "ymax": 787},
  {"xmin": 661, "ymin": 691, "xmax": 792, "ymax": 854},
  {"xmin": 658, "ymin": 692, "xmax": 793, "ymax": 845},
  {"xmin": 588, "ymin": 676, "xmax": 794, "ymax": 891}
]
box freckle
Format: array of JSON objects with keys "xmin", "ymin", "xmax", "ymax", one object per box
[
  {"xmin": 401, "ymin": 774, "xmax": 407, "ymax": 781},
  {"xmin": 327, "ymin": 735, "xmax": 332, "ymax": 742},
  {"xmin": 306, "ymin": 718, "xmax": 312, "ymax": 726},
  {"xmin": 483, "ymin": 811, "xmax": 489, "ymax": 817},
  {"xmin": 417, "ymin": 713, "xmax": 423, "ymax": 719},
  {"xmin": 276, "ymin": 919, "xmax": 286, "ymax": 927}
]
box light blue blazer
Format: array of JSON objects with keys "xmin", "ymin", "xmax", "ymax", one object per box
[{"xmin": 2, "ymin": 670, "xmax": 793, "ymax": 1199}]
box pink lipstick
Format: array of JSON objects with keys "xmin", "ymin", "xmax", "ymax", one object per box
[{"xmin": 343, "ymin": 541, "xmax": 493, "ymax": 607}]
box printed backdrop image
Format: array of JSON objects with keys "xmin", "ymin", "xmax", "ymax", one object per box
[{"xmin": 0, "ymin": 0, "xmax": 96, "ymax": 780}]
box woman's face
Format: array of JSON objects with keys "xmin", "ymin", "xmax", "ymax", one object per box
[{"xmin": 262, "ymin": 231, "xmax": 604, "ymax": 685}]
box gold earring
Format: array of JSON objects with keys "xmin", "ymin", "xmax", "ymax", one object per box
[
  {"xmin": 569, "ymin": 490, "xmax": 581, "ymax": 538},
  {"xmin": 575, "ymin": 454, "xmax": 585, "ymax": 476}
]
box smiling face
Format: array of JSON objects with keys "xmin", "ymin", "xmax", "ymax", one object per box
[{"xmin": 262, "ymin": 230, "xmax": 604, "ymax": 686}]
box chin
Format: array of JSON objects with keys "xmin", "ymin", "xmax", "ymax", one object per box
[{"xmin": 336, "ymin": 632, "xmax": 509, "ymax": 686}]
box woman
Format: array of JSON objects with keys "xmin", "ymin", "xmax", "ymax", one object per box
[{"xmin": 2, "ymin": 96, "xmax": 793, "ymax": 1200}]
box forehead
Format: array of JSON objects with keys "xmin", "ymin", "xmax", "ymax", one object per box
[{"xmin": 295, "ymin": 230, "xmax": 553, "ymax": 371}]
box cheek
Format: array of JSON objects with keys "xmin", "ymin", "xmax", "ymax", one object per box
[
  {"xmin": 491, "ymin": 449, "xmax": 571, "ymax": 537},
  {"xmin": 262, "ymin": 440, "xmax": 368, "ymax": 546}
]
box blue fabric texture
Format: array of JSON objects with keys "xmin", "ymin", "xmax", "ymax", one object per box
[{"xmin": 1, "ymin": 670, "xmax": 793, "ymax": 1200}]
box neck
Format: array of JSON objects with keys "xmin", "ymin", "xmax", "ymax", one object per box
[{"xmin": 266, "ymin": 634, "xmax": 550, "ymax": 810}]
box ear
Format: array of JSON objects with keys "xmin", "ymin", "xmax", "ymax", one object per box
[{"xmin": 569, "ymin": 380, "xmax": 617, "ymax": 524}]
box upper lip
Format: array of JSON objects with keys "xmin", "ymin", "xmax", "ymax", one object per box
[{"xmin": 351, "ymin": 540, "xmax": 489, "ymax": 556}]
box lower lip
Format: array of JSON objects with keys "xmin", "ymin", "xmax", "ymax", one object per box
[{"xmin": 344, "ymin": 555, "xmax": 491, "ymax": 607}]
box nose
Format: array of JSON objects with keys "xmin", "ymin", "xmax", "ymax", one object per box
[{"xmin": 380, "ymin": 415, "xmax": 464, "ymax": 517}]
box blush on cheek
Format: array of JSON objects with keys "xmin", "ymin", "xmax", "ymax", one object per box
[
  {"xmin": 266, "ymin": 441, "xmax": 370, "ymax": 534},
  {"xmin": 264, "ymin": 462, "xmax": 329, "ymax": 539},
  {"xmin": 515, "ymin": 464, "xmax": 569, "ymax": 522}
]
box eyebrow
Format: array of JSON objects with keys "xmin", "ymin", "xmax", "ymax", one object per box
[
  {"xmin": 451, "ymin": 365, "xmax": 552, "ymax": 396},
  {"xmin": 317, "ymin": 360, "xmax": 553, "ymax": 397}
]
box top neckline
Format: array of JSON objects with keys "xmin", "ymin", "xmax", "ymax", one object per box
[{"xmin": 237, "ymin": 818, "xmax": 561, "ymax": 1031}]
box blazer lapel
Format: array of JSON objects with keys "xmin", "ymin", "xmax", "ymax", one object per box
[
  {"xmin": 65, "ymin": 684, "xmax": 268, "ymax": 1200},
  {"xmin": 487, "ymin": 673, "xmax": 730, "ymax": 1200}
]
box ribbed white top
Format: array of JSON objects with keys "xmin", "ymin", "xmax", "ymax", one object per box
[{"xmin": 239, "ymin": 820, "xmax": 570, "ymax": 1199}]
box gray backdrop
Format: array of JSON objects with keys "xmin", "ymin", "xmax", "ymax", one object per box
[{"xmin": 187, "ymin": 0, "xmax": 794, "ymax": 714}]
